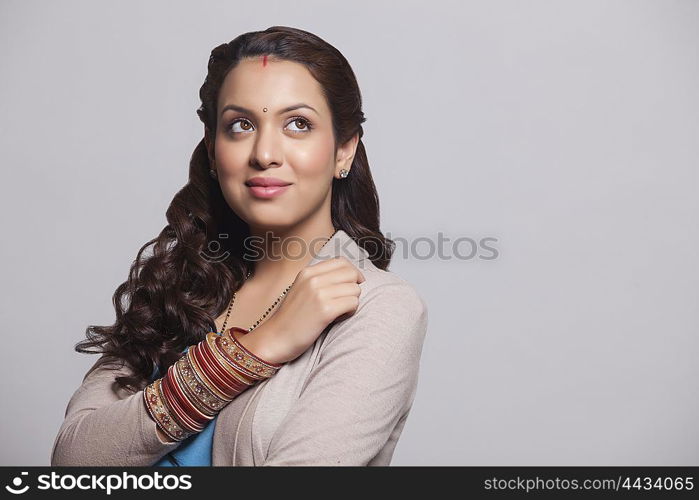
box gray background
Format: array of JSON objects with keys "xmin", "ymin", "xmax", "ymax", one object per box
[{"xmin": 1, "ymin": 0, "xmax": 697, "ymax": 465}]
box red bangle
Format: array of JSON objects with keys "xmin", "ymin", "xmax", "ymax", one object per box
[
  {"xmin": 143, "ymin": 378, "xmax": 192, "ymax": 442},
  {"xmin": 189, "ymin": 342, "xmax": 230, "ymax": 401},
  {"xmin": 156, "ymin": 378, "xmax": 192, "ymax": 441},
  {"xmin": 217, "ymin": 328, "xmax": 282, "ymax": 379},
  {"xmin": 167, "ymin": 363, "xmax": 210, "ymax": 429},
  {"xmin": 193, "ymin": 341, "xmax": 243, "ymax": 399},
  {"xmin": 229, "ymin": 327, "xmax": 283, "ymax": 368},
  {"xmin": 164, "ymin": 364, "xmax": 205, "ymax": 432},
  {"xmin": 173, "ymin": 356, "xmax": 218, "ymax": 418},
  {"xmin": 206, "ymin": 332, "xmax": 257, "ymax": 384},
  {"xmin": 213, "ymin": 334, "xmax": 262, "ymax": 382},
  {"xmin": 161, "ymin": 366, "xmax": 201, "ymax": 433},
  {"xmin": 196, "ymin": 341, "xmax": 244, "ymax": 398},
  {"xmin": 183, "ymin": 349, "xmax": 228, "ymax": 411}
]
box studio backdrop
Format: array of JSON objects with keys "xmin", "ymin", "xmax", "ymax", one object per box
[{"xmin": 0, "ymin": 0, "xmax": 697, "ymax": 465}]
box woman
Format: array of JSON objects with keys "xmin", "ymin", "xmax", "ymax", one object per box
[{"xmin": 51, "ymin": 26, "xmax": 428, "ymax": 466}]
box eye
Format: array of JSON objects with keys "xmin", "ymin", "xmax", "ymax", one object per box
[
  {"xmin": 286, "ymin": 116, "xmax": 313, "ymax": 133},
  {"xmin": 228, "ymin": 118, "xmax": 254, "ymax": 134},
  {"xmin": 225, "ymin": 116, "xmax": 313, "ymax": 136}
]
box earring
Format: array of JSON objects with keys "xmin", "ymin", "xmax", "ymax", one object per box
[
  {"xmin": 339, "ymin": 169, "xmax": 349, "ymax": 179},
  {"xmin": 209, "ymin": 168, "xmax": 217, "ymax": 179}
]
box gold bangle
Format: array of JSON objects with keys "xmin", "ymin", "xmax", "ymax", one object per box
[
  {"xmin": 172, "ymin": 357, "xmax": 217, "ymax": 420},
  {"xmin": 206, "ymin": 332, "xmax": 258, "ymax": 385},
  {"xmin": 187, "ymin": 343, "xmax": 231, "ymax": 401},
  {"xmin": 143, "ymin": 378, "xmax": 193, "ymax": 442},
  {"xmin": 160, "ymin": 365, "xmax": 203, "ymax": 433},
  {"xmin": 175, "ymin": 355, "xmax": 224, "ymax": 414},
  {"xmin": 220, "ymin": 328, "xmax": 281, "ymax": 379},
  {"xmin": 215, "ymin": 332, "xmax": 268, "ymax": 382}
]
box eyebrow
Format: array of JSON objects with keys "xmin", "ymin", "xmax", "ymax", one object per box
[{"xmin": 219, "ymin": 102, "xmax": 319, "ymax": 118}]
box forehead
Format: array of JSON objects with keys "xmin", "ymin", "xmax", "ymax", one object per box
[{"xmin": 218, "ymin": 57, "xmax": 326, "ymax": 113}]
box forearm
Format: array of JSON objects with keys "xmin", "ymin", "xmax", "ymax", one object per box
[
  {"xmin": 52, "ymin": 325, "xmax": 284, "ymax": 466},
  {"xmin": 143, "ymin": 327, "xmax": 283, "ymax": 443},
  {"xmin": 51, "ymin": 384, "xmax": 180, "ymax": 466}
]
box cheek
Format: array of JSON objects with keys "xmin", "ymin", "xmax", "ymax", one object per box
[
  {"xmin": 288, "ymin": 137, "xmax": 334, "ymax": 177},
  {"xmin": 215, "ymin": 141, "xmax": 247, "ymax": 173}
]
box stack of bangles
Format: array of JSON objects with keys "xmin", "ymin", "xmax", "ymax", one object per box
[{"xmin": 143, "ymin": 327, "xmax": 283, "ymax": 442}]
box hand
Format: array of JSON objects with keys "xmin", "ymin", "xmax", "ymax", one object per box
[{"xmin": 244, "ymin": 256, "xmax": 366, "ymax": 365}]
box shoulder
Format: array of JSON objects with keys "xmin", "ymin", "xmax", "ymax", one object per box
[
  {"xmin": 323, "ymin": 259, "xmax": 429, "ymax": 353},
  {"xmin": 357, "ymin": 258, "xmax": 428, "ymax": 317}
]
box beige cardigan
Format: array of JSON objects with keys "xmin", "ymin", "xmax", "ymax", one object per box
[{"xmin": 51, "ymin": 230, "xmax": 428, "ymax": 466}]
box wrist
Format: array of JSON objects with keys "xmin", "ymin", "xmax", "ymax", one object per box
[
  {"xmin": 156, "ymin": 426, "xmax": 177, "ymax": 445},
  {"xmin": 236, "ymin": 318, "xmax": 288, "ymax": 366}
]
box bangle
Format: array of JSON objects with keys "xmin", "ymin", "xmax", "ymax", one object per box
[
  {"xmin": 197, "ymin": 338, "xmax": 247, "ymax": 398},
  {"xmin": 206, "ymin": 332, "xmax": 258, "ymax": 385},
  {"xmin": 220, "ymin": 327, "xmax": 283, "ymax": 378},
  {"xmin": 143, "ymin": 326, "xmax": 284, "ymax": 442},
  {"xmin": 173, "ymin": 356, "xmax": 218, "ymax": 418},
  {"xmin": 229, "ymin": 327, "xmax": 283, "ymax": 370},
  {"xmin": 160, "ymin": 365, "xmax": 204, "ymax": 433},
  {"xmin": 213, "ymin": 333, "xmax": 265, "ymax": 382},
  {"xmin": 188, "ymin": 342, "xmax": 230, "ymax": 401},
  {"xmin": 178, "ymin": 353, "xmax": 227, "ymax": 413},
  {"xmin": 164, "ymin": 364, "xmax": 209, "ymax": 431},
  {"xmin": 143, "ymin": 378, "xmax": 194, "ymax": 442}
]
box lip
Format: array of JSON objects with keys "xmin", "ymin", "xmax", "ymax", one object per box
[
  {"xmin": 245, "ymin": 176, "xmax": 293, "ymax": 187},
  {"xmin": 247, "ymin": 184, "xmax": 291, "ymax": 199}
]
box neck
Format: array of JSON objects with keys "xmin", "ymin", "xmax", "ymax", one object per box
[{"xmin": 245, "ymin": 220, "xmax": 337, "ymax": 287}]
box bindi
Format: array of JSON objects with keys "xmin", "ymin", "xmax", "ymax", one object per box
[{"xmin": 260, "ymin": 55, "xmax": 269, "ymax": 112}]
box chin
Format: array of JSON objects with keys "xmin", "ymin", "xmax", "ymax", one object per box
[{"xmin": 245, "ymin": 214, "xmax": 296, "ymax": 230}]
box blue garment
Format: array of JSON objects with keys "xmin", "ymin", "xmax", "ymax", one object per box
[{"xmin": 150, "ymin": 344, "xmax": 217, "ymax": 467}]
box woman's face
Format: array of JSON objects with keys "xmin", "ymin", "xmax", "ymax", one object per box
[{"xmin": 207, "ymin": 56, "xmax": 356, "ymax": 234}]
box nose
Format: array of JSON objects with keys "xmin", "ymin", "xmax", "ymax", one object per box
[{"xmin": 251, "ymin": 122, "xmax": 283, "ymax": 168}]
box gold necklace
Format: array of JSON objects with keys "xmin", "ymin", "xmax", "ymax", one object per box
[{"xmin": 219, "ymin": 228, "xmax": 339, "ymax": 334}]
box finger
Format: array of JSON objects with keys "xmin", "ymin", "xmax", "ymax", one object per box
[
  {"xmin": 330, "ymin": 295, "xmax": 361, "ymax": 317},
  {"xmin": 315, "ymin": 265, "xmax": 365, "ymax": 287},
  {"xmin": 323, "ymin": 282, "xmax": 362, "ymax": 300},
  {"xmin": 303, "ymin": 256, "xmax": 365, "ymax": 285},
  {"xmin": 306, "ymin": 255, "xmax": 348, "ymax": 271}
]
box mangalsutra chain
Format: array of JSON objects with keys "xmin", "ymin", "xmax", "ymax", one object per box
[{"xmin": 219, "ymin": 228, "xmax": 339, "ymax": 334}]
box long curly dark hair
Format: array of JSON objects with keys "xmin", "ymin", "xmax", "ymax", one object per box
[{"xmin": 74, "ymin": 26, "xmax": 395, "ymax": 392}]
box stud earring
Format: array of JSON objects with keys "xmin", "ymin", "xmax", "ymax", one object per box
[
  {"xmin": 339, "ymin": 169, "xmax": 349, "ymax": 179},
  {"xmin": 209, "ymin": 168, "xmax": 217, "ymax": 179}
]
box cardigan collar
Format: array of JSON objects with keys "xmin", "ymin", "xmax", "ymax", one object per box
[{"xmin": 305, "ymin": 229, "xmax": 369, "ymax": 267}]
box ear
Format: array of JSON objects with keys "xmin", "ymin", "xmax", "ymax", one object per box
[
  {"xmin": 204, "ymin": 126, "xmax": 215, "ymax": 166},
  {"xmin": 335, "ymin": 132, "xmax": 359, "ymax": 177}
]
